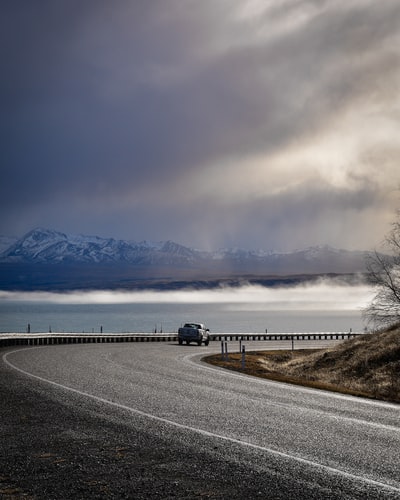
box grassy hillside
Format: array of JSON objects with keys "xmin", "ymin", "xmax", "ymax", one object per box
[{"xmin": 204, "ymin": 325, "xmax": 400, "ymax": 403}]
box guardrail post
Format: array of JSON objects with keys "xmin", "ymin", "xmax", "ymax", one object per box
[{"xmin": 241, "ymin": 345, "xmax": 246, "ymax": 369}]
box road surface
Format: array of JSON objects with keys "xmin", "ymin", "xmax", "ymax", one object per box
[{"xmin": 2, "ymin": 341, "xmax": 400, "ymax": 499}]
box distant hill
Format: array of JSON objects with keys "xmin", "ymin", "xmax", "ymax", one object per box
[
  {"xmin": 0, "ymin": 227, "xmax": 371, "ymax": 290},
  {"xmin": 0, "ymin": 235, "xmax": 17, "ymax": 254}
]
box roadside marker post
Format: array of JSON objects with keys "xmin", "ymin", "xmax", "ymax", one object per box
[{"xmin": 241, "ymin": 345, "xmax": 246, "ymax": 369}]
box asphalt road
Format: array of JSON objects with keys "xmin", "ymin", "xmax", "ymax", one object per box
[{"xmin": 2, "ymin": 341, "xmax": 400, "ymax": 499}]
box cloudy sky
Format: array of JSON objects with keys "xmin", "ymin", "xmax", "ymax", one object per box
[{"xmin": 1, "ymin": 1, "xmax": 399, "ymax": 251}]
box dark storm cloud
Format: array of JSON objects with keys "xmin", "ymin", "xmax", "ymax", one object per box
[{"xmin": 1, "ymin": 1, "xmax": 399, "ymax": 249}]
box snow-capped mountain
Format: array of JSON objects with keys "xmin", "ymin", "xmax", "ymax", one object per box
[
  {"xmin": 0, "ymin": 228, "xmax": 371, "ymax": 290},
  {"xmin": 0, "ymin": 227, "xmax": 369, "ymax": 271},
  {"xmin": 0, "ymin": 228, "xmax": 199, "ymax": 266}
]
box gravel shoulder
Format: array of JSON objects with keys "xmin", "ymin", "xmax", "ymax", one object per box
[
  {"xmin": 1, "ymin": 349, "xmax": 243, "ymax": 499},
  {"xmin": 0, "ymin": 347, "xmax": 328, "ymax": 500},
  {"xmin": 2, "ymin": 344, "xmax": 398, "ymax": 499}
]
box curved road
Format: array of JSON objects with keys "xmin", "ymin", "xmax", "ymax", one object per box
[{"xmin": 3, "ymin": 342, "xmax": 400, "ymax": 499}]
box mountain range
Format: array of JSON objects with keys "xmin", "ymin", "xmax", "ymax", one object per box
[{"xmin": 0, "ymin": 228, "xmax": 370, "ymax": 290}]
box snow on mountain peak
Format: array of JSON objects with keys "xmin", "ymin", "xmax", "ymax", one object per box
[{"xmin": 0, "ymin": 227, "xmax": 370, "ymax": 274}]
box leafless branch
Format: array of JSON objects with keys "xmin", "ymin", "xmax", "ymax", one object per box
[{"xmin": 363, "ymin": 212, "xmax": 400, "ymax": 328}]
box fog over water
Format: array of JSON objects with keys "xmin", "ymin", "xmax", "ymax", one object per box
[
  {"xmin": 0, "ymin": 280, "xmax": 374, "ymax": 309},
  {"xmin": 0, "ymin": 280, "xmax": 375, "ymax": 334}
]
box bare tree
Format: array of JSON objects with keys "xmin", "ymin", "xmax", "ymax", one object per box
[{"xmin": 363, "ymin": 215, "xmax": 400, "ymax": 328}]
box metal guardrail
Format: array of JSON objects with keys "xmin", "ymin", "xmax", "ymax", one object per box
[
  {"xmin": 0, "ymin": 331, "xmax": 361, "ymax": 348},
  {"xmin": 0, "ymin": 333, "xmax": 178, "ymax": 347},
  {"xmin": 211, "ymin": 332, "xmax": 360, "ymax": 341}
]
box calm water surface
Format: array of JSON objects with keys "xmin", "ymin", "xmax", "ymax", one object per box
[{"xmin": 0, "ymin": 300, "xmax": 366, "ymax": 334}]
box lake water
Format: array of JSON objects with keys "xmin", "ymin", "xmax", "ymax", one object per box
[{"xmin": 0, "ymin": 281, "xmax": 374, "ymax": 334}]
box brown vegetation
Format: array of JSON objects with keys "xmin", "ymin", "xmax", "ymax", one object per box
[{"xmin": 204, "ymin": 325, "xmax": 400, "ymax": 403}]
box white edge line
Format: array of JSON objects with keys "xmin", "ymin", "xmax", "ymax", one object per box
[
  {"xmin": 3, "ymin": 347, "xmax": 400, "ymax": 495},
  {"xmin": 183, "ymin": 353, "xmax": 400, "ymax": 434},
  {"xmin": 188, "ymin": 351, "xmax": 400, "ymax": 410}
]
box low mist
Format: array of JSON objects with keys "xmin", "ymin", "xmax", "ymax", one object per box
[{"xmin": 0, "ymin": 279, "xmax": 375, "ymax": 312}]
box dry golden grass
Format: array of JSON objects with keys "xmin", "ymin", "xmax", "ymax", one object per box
[{"xmin": 204, "ymin": 325, "xmax": 400, "ymax": 403}]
